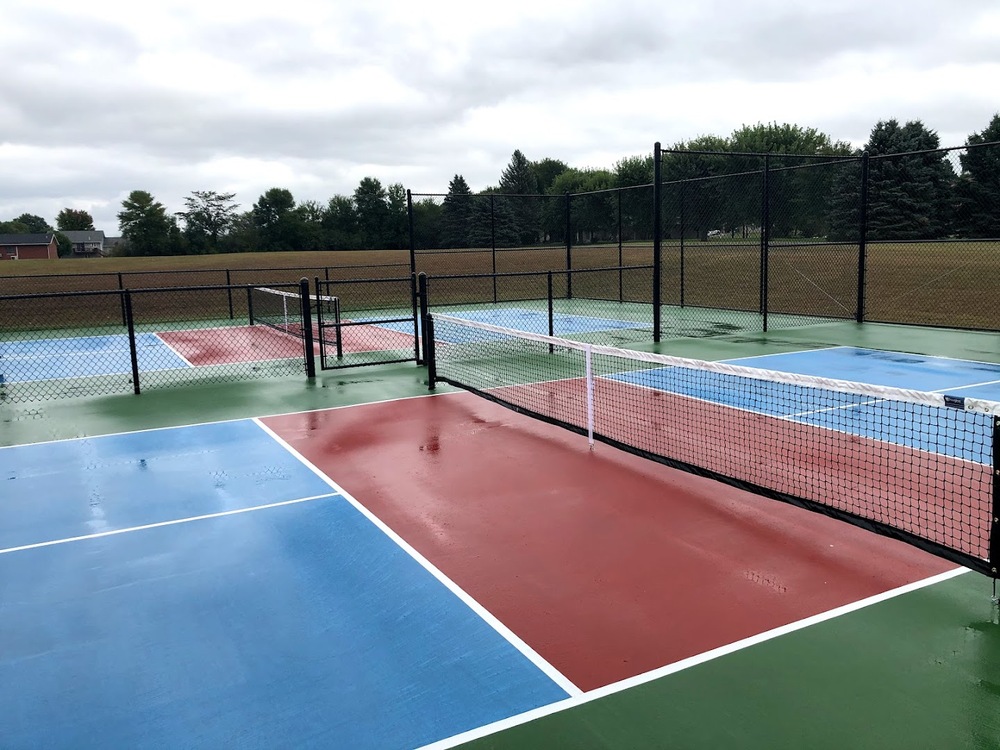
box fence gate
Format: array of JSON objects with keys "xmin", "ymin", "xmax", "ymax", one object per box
[{"xmin": 314, "ymin": 276, "xmax": 419, "ymax": 370}]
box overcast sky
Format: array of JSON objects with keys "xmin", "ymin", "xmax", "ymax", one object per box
[{"xmin": 3, "ymin": 0, "xmax": 998, "ymax": 234}]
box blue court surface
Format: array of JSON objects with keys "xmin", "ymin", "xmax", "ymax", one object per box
[
  {"xmin": 380, "ymin": 306, "xmax": 646, "ymax": 340},
  {"xmin": 0, "ymin": 333, "xmax": 191, "ymax": 383},
  {"xmin": 0, "ymin": 420, "xmax": 569, "ymax": 749},
  {"xmin": 606, "ymin": 346, "xmax": 1000, "ymax": 464}
]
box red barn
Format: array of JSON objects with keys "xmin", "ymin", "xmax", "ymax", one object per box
[{"xmin": 0, "ymin": 233, "xmax": 59, "ymax": 260}]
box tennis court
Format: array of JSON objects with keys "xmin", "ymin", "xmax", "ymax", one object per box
[{"xmin": 2, "ymin": 321, "xmax": 999, "ymax": 748}]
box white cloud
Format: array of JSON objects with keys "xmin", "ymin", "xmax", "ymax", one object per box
[{"xmin": 1, "ymin": 0, "xmax": 998, "ymax": 232}]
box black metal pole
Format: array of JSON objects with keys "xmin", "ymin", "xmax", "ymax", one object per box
[
  {"xmin": 652, "ymin": 142, "xmax": 662, "ymax": 342},
  {"xmin": 617, "ymin": 189, "xmax": 624, "ymax": 303},
  {"xmin": 856, "ymin": 152, "xmax": 870, "ymax": 323},
  {"xmin": 407, "ymin": 190, "xmax": 421, "ymax": 361},
  {"xmin": 760, "ymin": 154, "xmax": 771, "ymax": 331},
  {"xmin": 565, "ymin": 192, "xmax": 573, "ymax": 299},
  {"xmin": 547, "ymin": 271, "xmax": 555, "ymax": 354},
  {"xmin": 679, "ymin": 183, "xmax": 686, "ymax": 308},
  {"xmin": 299, "ymin": 278, "xmax": 316, "ymax": 378},
  {"xmin": 334, "ymin": 297, "xmax": 343, "ymax": 360},
  {"xmin": 246, "ymin": 287, "xmax": 254, "ymax": 324},
  {"xmin": 425, "ymin": 315, "xmax": 437, "ymax": 390},
  {"xmin": 314, "ymin": 276, "xmax": 326, "ymax": 366},
  {"xmin": 418, "ymin": 272, "xmax": 429, "ymax": 366},
  {"xmin": 124, "ymin": 290, "xmax": 141, "ymax": 394},
  {"xmin": 118, "ymin": 272, "xmax": 127, "ymax": 326},
  {"xmin": 490, "ymin": 194, "xmax": 498, "ymax": 304},
  {"xmin": 225, "ymin": 269, "xmax": 234, "ymax": 320}
]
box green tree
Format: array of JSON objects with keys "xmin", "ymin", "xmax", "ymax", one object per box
[
  {"xmin": 614, "ymin": 155, "xmax": 655, "ymax": 242},
  {"xmin": 499, "ymin": 150, "xmax": 541, "ymax": 245},
  {"xmin": 440, "ymin": 174, "xmax": 474, "ymax": 248},
  {"xmin": 322, "ymin": 195, "xmax": 359, "ymax": 249},
  {"xmin": 954, "ymin": 114, "xmax": 1000, "ymax": 238},
  {"xmin": 220, "ymin": 211, "xmax": 259, "ymax": 253},
  {"xmin": 295, "ymin": 200, "xmax": 327, "ymax": 250},
  {"xmin": 56, "ymin": 208, "xmax": 95, "ymax": 231},
  {"xmin": 353, "ymin": 177, "xmax": 389, "ymax": 249},
  {"xmin": 117, "ymin": 190, "xmax": 175, "ymax": 256},
  {"xmin": 176, "ymin": 190, "xmax": 238, "ymax": 253},
  {"xmin": 0, "ymin": 219, "xmax": 29, "ymax": 233},
  {"xmin": 532, "ymin": 158, "xmax": 569, "ymax": 193},
  {"xmin": 54, "ymin": 232, "xmax": 73, "ymax": 257},
  {"xmin": 410, "ymin": 197, "xmax": 443, "ymax": 250},
  {"xmin": 253, "ymin": 188, "xmax": 302, "ymax": 251},
  {"xmin": 13, "ymin": 213, "xmax": 50, "ymax": 233},
  {"xmin": 386, "ymin": 183, "xmax": 408, "ymax": 250},
  {"xmin": 864, "ymin": 120, "xmax": 955, "ymax": 240}
]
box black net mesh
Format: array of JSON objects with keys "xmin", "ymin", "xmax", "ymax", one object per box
[{"xmin": 429, "ymin": 312, "xmax": 998, "ymax": 576}]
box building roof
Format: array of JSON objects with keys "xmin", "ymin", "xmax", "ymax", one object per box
[
  {"xmin": 62, "ymin": 230, "xmax": 106, "ymax": 243},
  {"xmin": 0, "ymin": 233, "xmax": 55, "ymax": 245}
]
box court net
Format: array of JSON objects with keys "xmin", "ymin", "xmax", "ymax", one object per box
[
  {"xmin": 427, "ymin": 312, "xmax": 1000, "ymax": 577},
  {"xmin": 249, "ymin": 286, "xmax": 337, "ymax": 342}
]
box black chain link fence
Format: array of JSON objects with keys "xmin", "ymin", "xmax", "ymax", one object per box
[
  {"xmin": 315, "ymin": 276, "xmax": 419, "ymax": 369},
  {"xmin": 0, "ymin": 283, "xmax": 313, "ymax": 403},
  {"xmin": 419, "ymin": 266, "xmax": 656, "ymax": 348},
  {"xmin": 654, "ymin": 139, "xmax": 1000, "ymax": 335}
]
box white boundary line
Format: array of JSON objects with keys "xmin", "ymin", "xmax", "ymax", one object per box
[
  {"xmin": 416, "ymin": 566, "xmax": 970, "ymax": 750},
  {"xmin": 252, "ymin": 417, "xmax": 583, "ymax": 699},
  {"xmin": 152, "ymin": 331, "xmax": 196, "ymax": 368},
  {"xmin": 0, "ymin": 493, "xmax": 338, "ymax": 556}
]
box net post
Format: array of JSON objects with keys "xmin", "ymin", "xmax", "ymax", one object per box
[
  {"xmin": 991, "ymin": 416, "xmax": 1000, "ymax": 580},
  {"xmin": 652, "ymin": 142, "xmax": 662, "ymax": 342},
  {"xmin": 418, "ymin": 273, "xmax": 429, "ymax": 366},
  {"xmin": 585, "ymin": 343, "xmax": 594, "ymax": 447},
  {"xmin": 314, "ymin": 276, "xmax": 326, "ymax": 364},
  {"xmin": 425, "ymin": 314, "xmax": 437, "ymax": 390},
  {"xmin": 123, "ymin": 290, "xmax": 141, "ymax": 395},
  {"xmin": 298, "ymin": 278, "xmax": 316, "ymax": 379},
  {"xmin": 547, "ymin": 271, "xmax": 555, "ymax": 354},
  {"xmin": 334, "ymin": 297, "xmax": 343, "ymax": 360},
  {"xmin": 226, "ymin": 269, "xmax": 234, "ymax": 320},
  {"xmin": 617, "ymin": 189, "xmax": 624, "ymax": 304},
  {"xmin": 246, "ymin": 286, "xmax": 255, "ymax": 325}
]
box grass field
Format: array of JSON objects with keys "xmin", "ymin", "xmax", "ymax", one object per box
[{"xmin": 2, "ymin": 239, "xmax": 1000, "ymax": 330}]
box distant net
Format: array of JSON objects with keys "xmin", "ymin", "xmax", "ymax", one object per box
[
  {"xmin": 428, "ymin": 313, "xmax": 999, "ymax": 576},
  {"xmin": 249, "ymin": 286, "xmax": 337, "ymax": 342}
]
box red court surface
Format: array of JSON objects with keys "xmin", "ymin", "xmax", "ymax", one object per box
[
  {"xmin": 489, "ymin": 377, "xmax": 992, "ymax": 560},
  {"xmin": 263, "ymin": 392, "xmax": 955, "ymax": 692},
  {"xmin": 158, "ymin": 323, "xmax": 414, "ymax": 365}
]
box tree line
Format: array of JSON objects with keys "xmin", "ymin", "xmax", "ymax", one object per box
[{"xmin": 2, "ymin": 115, "xmax": 997, "ymax": 257}]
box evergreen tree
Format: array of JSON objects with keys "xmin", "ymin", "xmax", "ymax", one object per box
[
  {"xmin": 864, "ymin": 120, "xmax": 954, "ymax": 240},
  {"xmin": 499, "ymin": 150, "xmax": 541, "ymax": 245},
  {"xmin": 954, "ymin": 114, "xmax": 1000, "ymax": 238},
  {"xmin": 353, "ymin": 177, "xmax": 389, "ymax": 249},
  {"xmin": 440, "ymin": 174, "xmax": 473, "ymax": 248}
]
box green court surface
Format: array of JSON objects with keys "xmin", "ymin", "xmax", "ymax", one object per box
[{"xmin": 2, "ymin": 320, "xmax": 999, "ymax": 749}]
